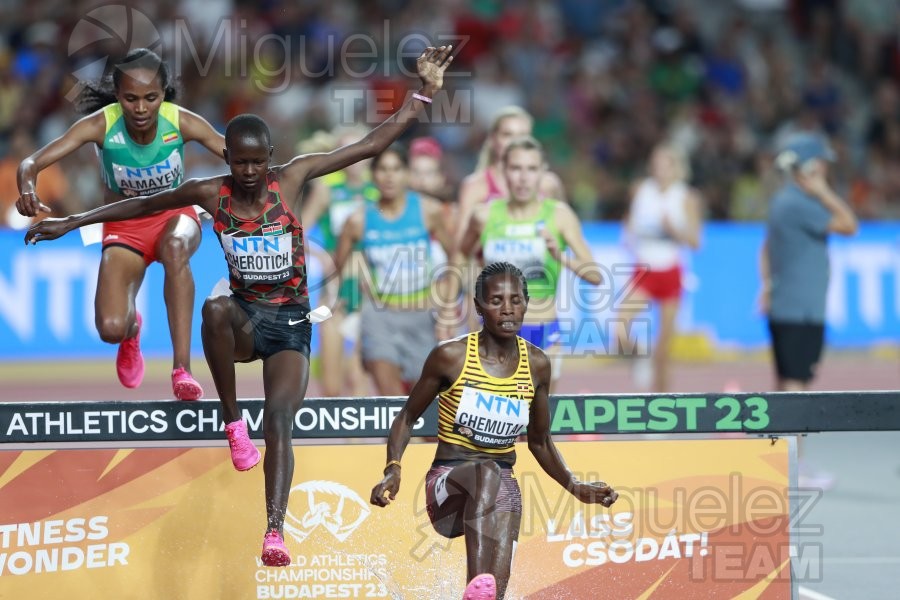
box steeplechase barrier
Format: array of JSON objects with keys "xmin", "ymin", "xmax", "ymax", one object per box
[{"xmin": 1, "ymin": 391, "xmax": 897, "ymax": 598}]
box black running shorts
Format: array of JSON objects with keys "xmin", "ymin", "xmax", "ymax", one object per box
[
  {"xmin": 234, "ymin": 296, "xmax": 312, "ymax": 361},
  {"xmin": 767, "ymin": 319, "xmax": 825, "ymax": 382}
]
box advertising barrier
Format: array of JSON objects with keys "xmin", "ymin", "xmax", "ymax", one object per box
[
  {"xmin": 0, "ymin": 438, "xmax": 794, "ymax": 599},
  {"xmin": 1, "ymin": 222, "xmax": 898, "ymax": 359}
]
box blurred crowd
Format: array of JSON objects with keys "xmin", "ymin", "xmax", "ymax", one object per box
[{"xmin": 0, "ymin": 0, "xmax": 898, "ymax": 227}]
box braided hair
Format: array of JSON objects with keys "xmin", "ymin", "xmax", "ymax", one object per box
[{"xmin": 474, "ymin": 261, "xmax": 529, "ymax": 303}]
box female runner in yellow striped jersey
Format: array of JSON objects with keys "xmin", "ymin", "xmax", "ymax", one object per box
[{"xmin": 370, "ymin": 262, "xmax": 618, "ymax": 600}]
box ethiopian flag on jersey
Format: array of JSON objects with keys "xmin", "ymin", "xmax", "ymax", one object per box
[{"xmin": 97, "ymin": 101, "xmax": 185, "ymax": 197}]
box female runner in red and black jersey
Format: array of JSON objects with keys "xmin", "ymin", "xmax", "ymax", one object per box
[{"xmin": 25, "ymin": 45, "xmax": 454, "ymax": 567}]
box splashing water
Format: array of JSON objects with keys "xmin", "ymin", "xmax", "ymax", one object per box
[{"xmin": 365, "ymin": 555, "xmax": 404, "ymax": 600}]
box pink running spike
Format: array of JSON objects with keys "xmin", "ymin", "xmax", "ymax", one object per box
[
  {"xmin": 224, "ymin": 420, "xmax": 260, "ymax": 471},
  {"xmin": 172, "ymin": 367, "xmax": 204, "ymax": 401},
  {"xmin": 116, "ymin": 312, "xmax": 144, "ymax": 388},
  {"xmin": 463, "ymin": 574, "xmax": 496, "ymax": 600},
  {"xmin": 261, "ymin": 530, "xmax": 291, "ymax": 567}
]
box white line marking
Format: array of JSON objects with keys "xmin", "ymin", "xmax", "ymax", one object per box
[
  {"xmin": 824, "ymin": 557, "xmax": 900, "ymax": 564},
  {"xmin": 798, "ymin": 586, "xmax": 836, "ymax": 600}
]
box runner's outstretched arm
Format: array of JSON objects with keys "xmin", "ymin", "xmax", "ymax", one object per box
[
  {"xmin": 526, "ymin": 346, "xmax": 617, "ymax": 506},
  {"xmin": 277, "ymin": 46, "xmax": 454, "ymax": 194},
  {"xmin": 24, "ymin": 177, "xmax": 221, "ymax": 245}
]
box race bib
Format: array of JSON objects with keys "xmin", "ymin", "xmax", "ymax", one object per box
[
  {"xmin": 112, "ymin": 149, "xmax": 183, "ymax": 197},
  {"xmin": 482, "ymin": 235, "xmax": 547, "ymax": 281},
  {"xmin": 329, "ymin": 199, "xmax": 362, "ymax": 237},
  {"xmin": 221, "ymin": 232, "xmax": 292, "ymax": 284},
  {"xmin": 453, "ymin": 386, "xmax": 529, "ymax": 450},
  {"xmin": 365, "ymin": 240, "xmax": 430, "ymax": 296}
]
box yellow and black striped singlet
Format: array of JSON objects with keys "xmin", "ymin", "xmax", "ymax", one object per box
[{"xmin": 438, "ymin": 332, "xmax": 535, "ymax": 453}]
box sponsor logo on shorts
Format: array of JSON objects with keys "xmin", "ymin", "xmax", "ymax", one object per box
[{"xmin": 458, "ymin": 426, "xmax": 473, "ymax": 438}]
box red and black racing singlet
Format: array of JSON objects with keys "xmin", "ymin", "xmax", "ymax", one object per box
[{"xmin": 213, "ymin": 172, "xmax": 308, "ymax": 305}]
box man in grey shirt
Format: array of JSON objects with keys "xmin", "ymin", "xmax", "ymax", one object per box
[{"xmin": 760, "ymin": 132, "xmax": 858, "ymax": 391}]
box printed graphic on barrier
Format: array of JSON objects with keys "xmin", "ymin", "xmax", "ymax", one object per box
[{"xmin": 0, "ymin": 439, "xmax": 794, "ymax": 598}]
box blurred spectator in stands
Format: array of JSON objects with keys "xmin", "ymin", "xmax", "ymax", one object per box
[
  {"xmin": 866, "ymin": 80, "xmax": 900, "ymax": 156},
  {"xmin": 648, "ymin": 27, "xmax": 703, "ymax": 106},
  {"xmin": 703, "ymin": 28, "xmax": 747, "ymax": 99},
  {"xmin": 0, "ymin": 128, "xmax": 70, "ymax": 228},
  {"xmin": 730, "ymin": 149, "xmax": 779, "ymax": 221},
  {"xmin": 842, "ymin": 0, "xmax": 898, "ymax": 83},
  {"xmin": 0, "ymin": 46, "xmax": 26, "ymax": 140},
  {"xmin": 801, "ymin": 58, "xmax": 843, "ymax": 135}
]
